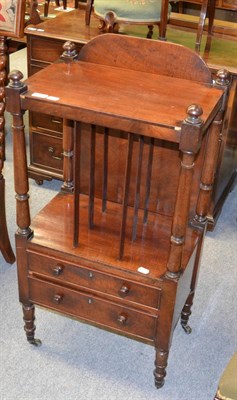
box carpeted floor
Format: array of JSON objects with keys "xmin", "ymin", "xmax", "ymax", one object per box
[{"xmin": 0, "ymin": 46, "xmax": 236, "ymax": 400}]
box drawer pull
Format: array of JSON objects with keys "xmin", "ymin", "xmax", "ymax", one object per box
[
  {"xmin": 53, "ymin": 294, "xmax": 63, "ymax": 304},
  {"xmin": 51, "ymin": 118, "xmax": 62, "ymax": 125},
  {"xmin": 117, "ymin": 313, "xmax": 127, "ymax": 325},
  {"xmin": 52, "ymin": 264, "xmax": 64, "ymax": 276},
  {"xmin": 48, "ymin": 146, "xmax": 63, "ymax": 161},
  {"xmin": 119, "ymin": 285, "xmax": 129, "ymax": 297}
]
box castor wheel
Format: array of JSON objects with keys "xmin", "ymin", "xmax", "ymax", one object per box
[
  {"xmin": 181, "ymin": 324, "xmax": 192, "ymax": 334},
  {"xmin": 28, "ymin": 338, "xmax": 42, "ymax": 346}
]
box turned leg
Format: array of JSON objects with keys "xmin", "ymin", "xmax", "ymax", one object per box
[
  {"xmin": 147, "ymin": 25, "xmax": 154, "ymax": 39},
  {"xmin": 22, "ymin": 304, "xmax": 41, "ymax": 346},
  {"xmin": 181, "ymin": 291, "xmax": 194, "ymax": 334},
  {"xmin": 154, "ymin": 349, "xmax": 169, "ymax": 389},
  {"xmin": 0, "ymin": 36, "xmax": 15, "ymax": 264}
]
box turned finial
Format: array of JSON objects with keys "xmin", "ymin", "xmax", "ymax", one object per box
[
  {"xmin": 215, "ymin": 68, "xmax": 230, "ymax": 87},
  {"xmin": 61, "ymin": 41, "xmax": 78, "ymax": 62},
  {"xmin": 8, "ymin": 70, "xmax": 24, "ymax": 88},
  {"xmin": 185, "ymin": 104, "xmax": 203, "ymax": 125}
]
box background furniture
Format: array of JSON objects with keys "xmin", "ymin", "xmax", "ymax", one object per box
[
  {"xmin": 214, "ymin": 352, "xmax": 237, "ymax": 400},
  {"xmin": 6, "ymin": 34, "xmax": 228, "ymax": 388},
  {"xmin": 160, "ymin": 0, "xmax": 217, "ymax": 50},
  {"xmin": 24, "ymin": 9, "xmax": 237, "ymax": 230},
  {"xmin": 0, "ymin": 0, "xmax": 27, "ymax": 264},
  {"xmin": 85, "ymin": 0, "xmax": 170, "ymax": 39},
  {"xmin": 171, "ymin": 0, "xmax": 237, "ymax": 38},
  {"xmin": 86, "ymin": 0, "xmax": 217, "ymax": 50}
]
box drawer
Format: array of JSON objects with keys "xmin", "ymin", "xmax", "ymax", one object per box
[
  {"xmin": 29, "ymin": 277, "xmax": 156, "ymax": 342},
  {"xmin": 29, "ymin": 37, "xmax": 67, "ymax": 64},
  {"xmin": 30, "ymin": 131, "xmax": 63, "ymax": 172},
  {"xmin": 28, "ymin": 251, "xmax": 161, "ymax": 310},
  {"xmin": 31, "ymin": 112, "xmax": 63, "ymax": 133}
]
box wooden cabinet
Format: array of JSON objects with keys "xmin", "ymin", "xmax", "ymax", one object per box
[{"xmin": 6, "ymin": 34, "xmax": 228, "ymax": 388}]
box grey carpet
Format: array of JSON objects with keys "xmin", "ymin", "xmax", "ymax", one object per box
[{"xmin": 0, "ymin": 48, "xmax": 236, "ymax": 400}]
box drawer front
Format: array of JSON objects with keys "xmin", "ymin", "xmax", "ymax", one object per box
[
  {"xmin": 29, "ymin": 278, "xmax": 156, "ymax": 341},
  {"xmin": 30, "ymin": 131, "xmax": 63, "ymax": 172},
  {"xmin": 31, "ymin": 112, "xmax": 63, "ymax": 133},
  {"xmin": 28, "ymin": 252, "xmax": 161, "ymax": 309},
  {"xmin": 29, "ymin": 37, "xmax": 67, "ymax": 64}
]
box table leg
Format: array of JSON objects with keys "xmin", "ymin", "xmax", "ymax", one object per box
[{"xmin": 0, "ymin": 36, "xmax": 15, "ymax": 264}]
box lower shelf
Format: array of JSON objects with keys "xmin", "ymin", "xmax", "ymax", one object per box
[{"xmin": 28, "ymin": 192, "xmax": 200, "ymax": 280}]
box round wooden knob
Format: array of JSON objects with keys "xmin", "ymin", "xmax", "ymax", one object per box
[
  {"xmin": 52, "ymin": 264, "xmax": 64, "ymax": 276},
  {"xmin": 117, "ymin": 313, "xmax": 127, "ymax": 325},
  {"xmin": 53, "ymin": 294, "xmax": 63, "ymax": 304},
  {"xmin": 61, "ymin": 41, "xmax": 77, "ymax": 61},
  {"xmin": 119, "ymin": 285, "xmax": 129, "ymax": 297},
  {"xmin": 8, "ymin": 70, "xmax": 24, "ymax": 88},
  {"xmin": 216, "ymin": 68, "xmax": 230, "ymax": 86},
  {"xmin": 185, "ymin": 104, "xmax": 203, "ymax": 125}
]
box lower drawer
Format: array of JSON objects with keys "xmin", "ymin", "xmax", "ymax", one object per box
[{"xmin": 29, "ymin": 278, "xmax": 157, "ymax": 342}]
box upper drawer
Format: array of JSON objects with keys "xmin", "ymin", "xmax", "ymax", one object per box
[
  {"xmin": 28, "ymin": 251, "xmax": 161, "ymax": 310},
  {"xmin": 31, "ymin": 111, "xmax": 63, "ymax": 134},
  {"xmin": 29, "ymin": 37, "xmax": 68, "ymax": 64},
  {"xmin": 28, "ymin": 36, "xmax": 84, "ymax": 64}
]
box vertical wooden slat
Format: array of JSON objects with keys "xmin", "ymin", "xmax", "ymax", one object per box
[
  {"xmin": 89, "ymin": 124, "xmax": 96, "ymax": 229},
  {"xmin": 119, "ymin": 133, "xmax": 133, "ymax": 260},
  {"xmin": 132, "ymin": 135, "xmax": 144, "ymax": 241},
  {"xmin": 143, "ymin": 137, "xmax": 154, "ymax": 224},
  {"xmin": 102, "ymin": 127, "xmax": 109, "ymax": 212},
  {"xmin": 73, "ymin": 121, "xmax": 81, "ymax": 247}
]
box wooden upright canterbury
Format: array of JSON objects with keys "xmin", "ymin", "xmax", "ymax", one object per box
[{"xmin": 6, "ymin": 34, "xmax": 229, "ymax": 388}]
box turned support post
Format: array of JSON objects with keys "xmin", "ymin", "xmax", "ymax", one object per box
[
  {"xmin": 6, "ymin": 71, "xmax": 42, "ymax": 345},
  {"xmin": 166, "ymin": 104, "xmax": 204, "ymax": 279},
  {"xmin": 6, "ymin": 70, "xmax": 32, "ymax": 238},
  {"xmin": 60, "ymin": 41, "xmax": 78, "ymax": 192},
  {"xmin": 180, "ymin": 70, "xmax": 230, "ymax": 333},
  {"xmin": 0, "ymin": 36, "xmax": 15, "ymax": 263},
  {"xmin": 154, "ymin": 105, "xmax": 203, "ymax": 389},
  {"xmin": 193, "ymin": 69, "xmax": 231, "ymax": 228}
]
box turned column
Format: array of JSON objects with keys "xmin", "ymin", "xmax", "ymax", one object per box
[
  {"xmin": 181, "ymin": 69, "xmax": 231, "ymax": 332},
  {"xmin": 6, "ymin": 71, "xmax": 41, "ymax": 346},
  {"xmin": 0, "ymin": 36, "xmax": 15, "ymax": 264},
  {"xmin": 154, "ymin": 104, "xmax": 204, "ymax": 389},
  {"xmin": 60, "ymin": 41, "xmax": 78, "ymax": 193}
]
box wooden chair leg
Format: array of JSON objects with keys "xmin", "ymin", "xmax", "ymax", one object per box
[
  {"xmin": 44, "ymin": 0, "xmax": 50, "ymax": 17},
  {"xmin": 85, "ymin": 0, "xmax": 94, "ymax": 25},
  {"xmin": 158, "ymin": 0, "xmax": 169, "ymax": 40},
  {"xmin": 207, "ymin": 0, "xmax": 217, "ymax": 35},
  {"xmin": 195, "ymin": 0, "xmax": 209, "ymax": 50}
]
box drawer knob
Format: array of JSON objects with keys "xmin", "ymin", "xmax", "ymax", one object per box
[
  {"xmin": 52, "ymin": 264, "xmax": 64, "ymax": 276},
  {"xmin": 53, "ymin": 294, "xmax": 63, "ymax": 304},
  {"xmin": 119, "ymin": 285, "xmax": 129, "ymax": 297},
  {"xmin": 117, "ymin": 313, "xmax": 127, "ymax": 325},
  {"xmin": 48, "ymin": 146, "xmax": 63, "ymax": 161}
]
